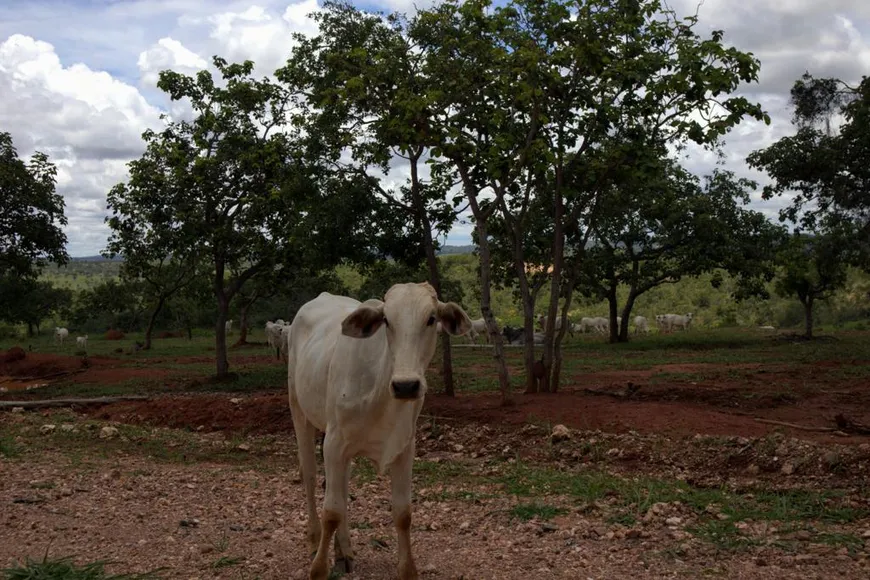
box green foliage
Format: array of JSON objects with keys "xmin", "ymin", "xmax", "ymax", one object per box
[
  {"xmin": 774, "ymin": 232, "xmax": 851, "ymax": 337},
  {"xmin": 0, "ymin": 131, "xmax": 68, "ymax": 280},
  {"xmin": 1, "ymin": 555, "xmax": 163, "ymax": 580},
  {"xmin": 747, "ymin": 73, "xmax": 870, "ymax": 265},
  {"xmin": 0, "ymin": 277, "xmax": 73, "ymax": 335}
]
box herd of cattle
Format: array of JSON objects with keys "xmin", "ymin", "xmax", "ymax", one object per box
[{"xmin": 262, "ymin": 311, "xmax": 695, "ymax": 357}]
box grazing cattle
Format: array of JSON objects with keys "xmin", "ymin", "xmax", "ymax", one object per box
[
  {"xmin": 467, "ymin": 317, "xmax": 488, "ymax": 343},
  {"xmin": 75, "ymin": 335, "xmax": 88, "ymax": 349},
  {"xmin": 287, "ymin": 283, "xmax": 472, "ymax": 579},
  {"xmin": 669, "ymin": 313, "xmax": 694, "ymax": 331},
  {"xmin": 633, "ymin": 316, "xmax": 649, "ymax": 334},
  {"xmin": 655, "ymin": 314, "xmax": 670, "ymax": 332},
  {"xmin": 501, "ymin": 325, "xmax": 545, "ymax": 346},
  {"xmin": 225, "ymin": 319, "xmax": 233, "ymax": 334},
  {"xmin": 279, "ymin": 323, "xmax": 292, "ymax": 360},
  {"xmin": 536, "ymin": 314, "xmax": 574, "ymax": 337},
  {"xmin": 54, "ymin": 327, "xmax": 69, "ymax": 346}
]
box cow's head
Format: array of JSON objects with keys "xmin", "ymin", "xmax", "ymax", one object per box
[{"xmin": 341, "ymin": 282, "xmax": 472, "ymax": 400}]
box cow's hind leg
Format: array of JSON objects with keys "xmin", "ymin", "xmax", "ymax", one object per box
[
  {"xmin": 289, "ymin": 397, "xmax": 320, "ymax": 556},
  {"xmin": 391, "ymin": 446, "xmax": 419, "ymax": 580},
  {"xmin": 309, "ymin": 431, "xmax": 350, "ymax": 580}
]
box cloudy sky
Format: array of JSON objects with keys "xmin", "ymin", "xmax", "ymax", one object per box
[{"xmin": 1, "ymin": 0, "xmax": 868, "ymax": 257}]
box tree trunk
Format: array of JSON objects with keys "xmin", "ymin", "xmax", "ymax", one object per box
[
  {"xmin": 512, "ymin": 236, "xmax": 537, "ymax": 394},
  {"xmin": 143, "ymin": 296, "xmax": 165, "ymax": 350},
  {"xmin": 214, "ymin": 262, "xmax": 230, "ymax": 378},
  {"xmin": 237, "ymin": 302, "xmax": 250, "ymax": 345},
  {"xmin": 543, "ymin": 178, "xmax": 566, "ymax": 393},
  {"xmin": 551, "ymin": 280, "xmax": 575, "ymax": 394},
  {"xmin": 607, "ymin": 283, "xmax": 619, "ymax": 344},
  {"xmin": 618, "ymin": 290, "xmax": 638, "ymax": 342},
  {"xmin": 803, "ymin": 296, "xmax": 814, "ymax": 339},
  {"xmin": 411, "ymin": 149, "xmax": 455, "ymax": 396},
  {"xmin": 27, "ymin": 322, "xmax": 34, "ymax": 338}
]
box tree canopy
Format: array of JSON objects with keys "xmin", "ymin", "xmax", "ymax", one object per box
[{"xmin": 0, "ymin": 131, "xmax": 68, "ymax": 279}]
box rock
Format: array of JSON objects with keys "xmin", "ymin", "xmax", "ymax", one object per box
[
  {"xmin": 550, "ymin": 424, "xmax": 571, "ymax": 443},
  {"xmin": 60, "ymin": 424, "xmax": 75, "ymax": 432},
  {"xmin": 755, "ymin": 557, "xmax": 768, "ymax": 567},
  {"xmin": 795, "ymin": 555, "xmax": 818, "ymax": 565},
  {"xmin": 746, "ymin": 464, "xmax": 760, "ymax": 475},
  {"xmin": 665, "ymin": 517, "xmax": 682, "ymax": 527},
  {"xmin": 11, "ymin": 407, "xmax": 24, "ymax": 413},
  {"xmin": 99, "ymin": 426, "xmax": 119, "ymax": 439},
  {"xmin": 230, "ymin": 398, "xmax": 242, "ymax": 404},
  {"xmin": 781, "ymin": 462, "xmax": 795, "ymax": 475},
  {"xmin": 422, "ymin": 564, "xmax": 438, "ymax": 575},
  {"xmin": 862, "ymin": 530, "xmax": 870, "ymax": 539},
  {"xmin": 237, "ymin": 443, "xmax": 251, "ymax": 452},
  {"xmin": 459, "ymin": 521, "xmax": 470, "ymax": 531},
  {"xmin": 40, "ymin": 424, "xmax": 56, "ymax": 434},
  {"xmin": 539, "ymin": 522, "xmax": 558, "ymax": 534},
  {"xmin": 625, "ymin": 529, "xmax": 642, "ymax": 539}
]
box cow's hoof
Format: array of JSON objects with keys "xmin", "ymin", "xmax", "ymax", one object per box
[{"xmin": 333, "ymin": 557, "xmax": 354, "ymax": 574}]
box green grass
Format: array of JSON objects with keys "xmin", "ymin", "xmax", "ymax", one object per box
[
  {"xmin": 509, "ymin": 502, "xmax": 568, "ymax": 521},
  {"xmin": 1, "ymin": 555, "xmax": 164, "ymax": 580}
]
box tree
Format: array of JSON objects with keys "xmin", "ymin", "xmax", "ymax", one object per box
[
  {"xmin": 412, "ymin": 0, "xmax": 767, "ymax": 395},
  {"xmin": 578, "ymin": 155, "xmax": 785, "ymax": 342},
  {"xmin": 107, "ymin": 57, "xmax": 389, "ymax": 378},
  {"xmin": 280, "ymin": 2, "xmax": 467, "ymax": 395},
  {"xmin": 0, "ymin": 131, "xmax": 68, "ymax": 280},
  {"xmin": 774, "ymin": 231, "xmax": 851, "ymax": 338},
  {"xmin": 747, "ymin": 74, "xmax": 870, "ymax": 262},
  {"xmin": 0, "ymin": 277, "xmax": 72, "ymax": 336}
]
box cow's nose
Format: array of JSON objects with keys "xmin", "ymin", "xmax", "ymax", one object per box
[{"xmin": 392, "ymin": 380, "xmax": 421, "ymax": 399}]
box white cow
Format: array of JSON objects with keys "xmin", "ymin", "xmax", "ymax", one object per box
[
  {"xmin": 466, "ymin": 317, "xmax": 488, "ymax": 343},
  {"xmin": 75, "ymin": 335, "xmax": 88, "ymax": 349},
  {"xmin": 633, "ymin": 315, "xmax": 650, "ymax": 334},
  {"xmin": 669, "ymin": 313, "xmax": 694, "ymax": 331},
  {"xmin": 536, "ymin": 314, "xmax": 574, "ymax": 337},
  {"xmin": 225, "ymin": 319, "xmax": 233, "ymax": 334},
  {"xmin": 54, "ymin": 327, "xmax": 69, "ymax": 346},
  {"xmin": 655, "ymin": 314, "xmax": 670, "ymax": 332},
  {"xmin": 279, "ymin": 323, "xmax": 293, "ymax": 360},
  {"xmin": 287, "ymin": 283, "xmax": 471, "ymax": 579}
]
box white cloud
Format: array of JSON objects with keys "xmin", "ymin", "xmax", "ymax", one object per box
[{"xmin": 138, "ymin": 37, "xmax": 208, "ymax": 88}]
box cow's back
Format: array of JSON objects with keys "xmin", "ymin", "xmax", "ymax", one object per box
[{"xmin": 288, "ymin": 292, "xmax": 361, "ymax": 431}]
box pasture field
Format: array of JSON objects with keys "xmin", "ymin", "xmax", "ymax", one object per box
[{"xmin": 2, "ymin": 329, "xmax": 870, "ymax": 579}]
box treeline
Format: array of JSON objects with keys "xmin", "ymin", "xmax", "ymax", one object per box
[{"xmin": 8, "ymin": 255, "xmax": 868, "ymax": 340}]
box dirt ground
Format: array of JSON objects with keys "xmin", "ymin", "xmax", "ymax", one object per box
[{"xmin": 3, "ymin": 349, "xmax": 870, "ymax": 578}]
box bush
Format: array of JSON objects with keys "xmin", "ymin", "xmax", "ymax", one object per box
[{"xmin": 105, "ymin": 329, "xmax": 125, "ymax": 340}]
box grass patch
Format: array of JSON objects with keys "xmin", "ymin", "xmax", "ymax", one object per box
[
  {"xmin": 211, "ymin": 556, "xmax": 244, "ymax": 570},
  {"xmin": 509, "ymin": 502, "xmax": 567, "ymax": 521},
  {"xmin": 1, "ymin": 555, "xmax": 164, "ymax": 579}
]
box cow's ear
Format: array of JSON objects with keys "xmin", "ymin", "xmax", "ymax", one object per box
[
  {"xmin": 342, "ymin": 304, "xmax": 385, "ymax": 339},
  {"xmin": 437, "ymin": 301, "xmax": 472, "ymax": 336}
]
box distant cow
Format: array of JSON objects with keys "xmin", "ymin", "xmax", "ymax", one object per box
[
  {"xmin": 287, "ymin": 282, "xmax": 472, "ymax": 579},
  {"xmin": 76, "ymin": 335, "xmax": 88, "ymax": 349},
  {"xmin": 633, "ymin": 316, "xmax": 649, "ymax": 334},
  {"xmin": 54, "ymin": 327, "xmax": 69, "ymax": 346}
]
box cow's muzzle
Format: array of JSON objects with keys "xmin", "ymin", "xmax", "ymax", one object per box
[{"xmin": 391, "ymin": 379, "xmax": 421, "ymax": 400}]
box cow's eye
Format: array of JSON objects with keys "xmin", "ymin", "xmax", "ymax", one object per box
[
  {"xmin": 427, "ymin": 315, "xmax": 436, "ymax": 326},
  {"xmin": 383, "ymin": 317, "xmax": 389, "ymax": 327}
]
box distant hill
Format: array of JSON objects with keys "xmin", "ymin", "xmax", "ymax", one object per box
[
  {"xmin": 437, "ymin": 244, "xmax": 476, "ymax": 255},
  {"xmin": 70, "ymin": 255, "xmax": 123, "ymax": 262}
]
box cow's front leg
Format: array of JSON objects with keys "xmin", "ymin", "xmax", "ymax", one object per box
[
  {"xmin": 391, "ymin": 445, "xmax": 419, "ymax": 580},
  {"xmin": 333, "ymin": 466, "xmax": 354, "ymax": 573},
  {"xmin": 309, "ymin": 432, "xmax": 349, "ymax": 580}
]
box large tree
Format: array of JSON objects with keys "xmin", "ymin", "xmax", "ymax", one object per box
[
  {"xmin": 774, "ymin": 230, "xmax": 851, "ymax": 338},
  {"xmin": 747, "ymin": 73, "xmax": 870, "ymax": 262},
  {"xmin": 107, "ymin": 57, "xmax": 389, "ymax": 378},
  {"xmin": 0, "ymin": 277, "xmax": 72, "ymax": 337},
  {"xmin": 578, "ymin": 155, "xmax": 785, "ymax": 342},
  {"xmin": 411, "ymin": 0, "xmax": 768, "ymax": 394},
  {"xmin": 280, "ymin": 2, "xmax": 468, "ymax": 395},
  {"xmin": 0, "ymin": 131, "xmax": 68, "ymax": 278}
]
